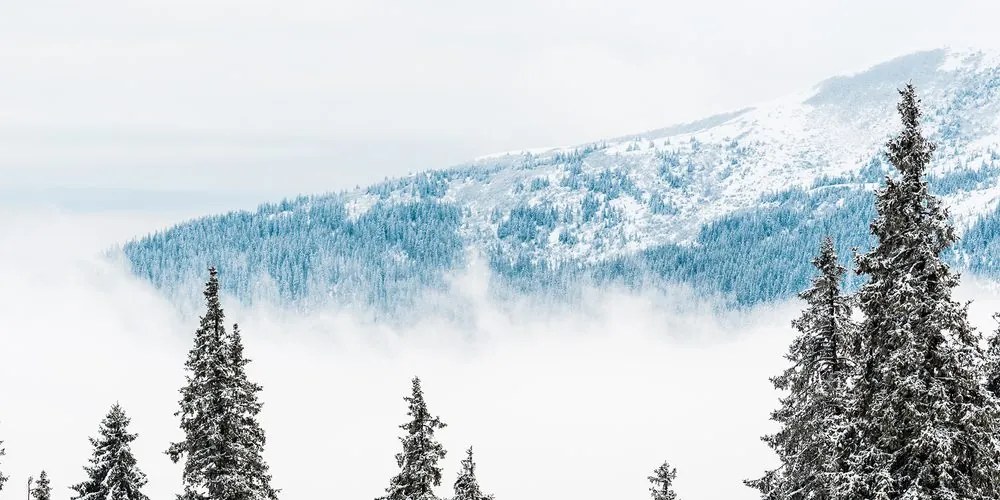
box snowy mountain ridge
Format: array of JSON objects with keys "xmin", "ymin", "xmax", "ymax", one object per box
[{"xmin": 123, "ymin": 48, "xmax": 1000, "ymax": 314}]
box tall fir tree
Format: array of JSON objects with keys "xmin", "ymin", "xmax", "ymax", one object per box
[
  {"xmin": 71, "ymin": 404, "xmax": 150, "ymax": 500},
  {"xmin": 840, "ymin": 84, "xmax": 1000, "ymax": 499},
  {"xmin": 648, "ymin": 461, "xmax": 679, "ymax": 500},
  {"xmin": 380, "ymin": 377, "xmax": 447, "ymax": 500},
  {"xmin": 31, "ymin": 471, "xmax": 51, "ymax": 500},
  {"xmin": 168, "ymin": 266, "xmax": 231, "ymax": 500},
  {"xmin": 452, "ymin": 447, "xmax": 493, "ymax": 500},
  {"xmin": 167, "ymin": 267, "xmax": 278, "ymax": 500},
  {"xmin": 747, "ymin": 237, "xmax": 853, "ymax": 500}
]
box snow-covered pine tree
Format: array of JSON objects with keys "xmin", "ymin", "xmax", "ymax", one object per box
[
  {"xmin": 452, "ymin": 447, "xmax": 493, "ymax": 500},
  {"xmin": 747, "ymin": 236, "xmax": 853, "ymax": 500},
  {"xmin": 71, "ymin": 403, "xmax": 150, "ymax": 500},
  {"xmin": 840, "ymin": 84, "xmax": 1000, "ymax": 500},
  {"xmin": 31, "ymin": 471, "xmax": 51, "ymax": 500},
  {"xmin": 648, "ymin": 461, "xmax": 678, "ymax": 500},
  {"xmin": 985, "ymin": 313, "xmax": 1000, "ymax": 398},
  {"xmin": 167, "ymin": 267, "xmax": 278, "ymax": 500},
  {"xmin": 222, "ymin": 323, "xmax": 278, "ymax": 500},
  {"xmin": 379, "ymin": 377, "xmax": 447, "ymax": 500},
  {"xmin": 0, "ymin": 440, "xmax": 7, "ymax": 492},
  {"xmin": 168, "ymin": 267, "xmax": 233, "ymax": 500}
]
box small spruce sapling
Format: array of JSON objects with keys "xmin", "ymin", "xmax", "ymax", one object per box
[
  {"xmin": 452, "ymin": 447, "xmax": 493, "ymax": 500},
  {"xmin": 649, "ymin": 462, "xmax": 678, "ymax": 500},
  {"xmin": 31, "ymin": 471, "xmax": 51, "ymax": 500}
]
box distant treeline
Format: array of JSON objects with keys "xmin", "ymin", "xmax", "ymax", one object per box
[{"xmin": 123, "ymin": 155, "xmax": 1000, "ymax": 316}]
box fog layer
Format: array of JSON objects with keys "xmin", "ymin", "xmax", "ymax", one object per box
[{"xmin": 2, "ymin": 209, "xmax": 999, "ymax": 499}]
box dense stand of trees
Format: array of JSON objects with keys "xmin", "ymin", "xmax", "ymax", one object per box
[
  {"xmin": 121, "ymin": 76, "xmax": 1000, "ymax": 317},
  {"xmin": 8, "ymin": 84, "xmax": 1000, "ymax": 500},
  {"xmin": 748, "ymin": 84, "xmax": 1000, "ymax": 499}
]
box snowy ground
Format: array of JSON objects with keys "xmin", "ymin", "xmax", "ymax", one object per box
[{"xmin": 3, "ymin": 208, "xmax": 1000, "ymax": 500}]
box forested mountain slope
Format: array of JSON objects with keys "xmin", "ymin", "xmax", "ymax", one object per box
[{"xmin": 123, "ymin": 48, "xmax": 1000, "ymax": 314}]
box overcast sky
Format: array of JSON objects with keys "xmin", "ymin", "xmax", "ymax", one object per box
[{"xmin": 3, "ymin": 0, "xmax": 1000, "ymax": 205}]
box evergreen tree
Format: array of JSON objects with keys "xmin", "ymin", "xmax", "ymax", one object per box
[
  {"xmin": 71, "ymin": 404, "xmax": 150, "ymax": 500},
  {"xmin": 31, "ymin": 471, "xmax": 51, "ymax": 500},
  {"xmin": 648, "ymin": 461, "xmax": 678, "ymax": 500},
  {"xmin": 747, "ymin": 237, "xmax": 853, "ymax": 500},
  {"xmin": 452, "ymin": 447, "xmax": 493, "ymax": 500},
  {"xmin": 379, "ymin": 377, "xmax": 447, "ymax": 500},
  {"xmin": 224, "ymin": 324, "xmax": 278, "ymax": 500},
  {"xmin": 168, "ymin": 267, "xmax": 231, "ymax": 500},
  {"xmin": 0, "ymin": 440, "xmax": 7, "ymax": 492},
  {"xmin": 167, "ymin": 267, "xmax": 278, "ymax": 500},
  {"xmin": 984, "ymin": 313, "xmax": 1000, "ymax": 398},
  {"xmin": 840, "ymin": 84, "xmax": 1000, "ymax": 499}
]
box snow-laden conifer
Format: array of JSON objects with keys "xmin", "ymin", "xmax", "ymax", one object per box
[
  {"xmin": 221, "ymin": 324, "xmax": 277, "ymax": 500},
  {"xmin": 0, "ymin": 440, "xmax": 7, "ymax": 492},
  {"xmin": 31, "ymin": 471, "xmax": 52, "ymax": 500},
  {"xmin": 167, "ymin": 267, "xmax": 278, "ymax": 500},
  {"xmin": 452, "ymin": 447, "xmax": 493, "ymax": 500},
  {"xmin": 985, "ymin": 314, "xmax": 1000, "ymax": 398},
  {"xmin": 168, "ymin": 267, "xmax": 231, "ymax": 500},
  {"xmin": 747, "ymin": 236, "xmax": 853, "ymax": 500},
  {"xmin": 648, "ymin": 461, "xmax": 679, "ymax": 500},
  {"xmin": 841, "ymin": 83, "xmax": 1000, "ymax": 499},
  {"xmin": 379, "ymin": 377, "xmax": 447, "ymax": 500},
  {"xmin": 71, "ymin": 404, "xmax": 149, "ymax": 500}
]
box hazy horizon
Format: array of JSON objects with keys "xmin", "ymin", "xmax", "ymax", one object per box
[{"xmin": 6, "ymin": 0, "xmax": 1000, "ymax": 207}]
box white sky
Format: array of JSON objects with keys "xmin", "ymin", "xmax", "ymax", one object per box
[{"xmin": 3, "ymin": 0, "xmax": 1000, "ymax": 202}]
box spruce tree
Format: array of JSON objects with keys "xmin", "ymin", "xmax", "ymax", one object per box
[
  {"xmin": 379, "ymin": 377, "xmax": 447, "ymax": 500},
  {"xmin": 984, "ymin": 313, "xmax": 1000, "ymax": 398},
  {"xmin": 452, "ymin": 447, "xmax": 493, "ymax": 500},
  {"xmin": 747, "ymin": 237, "xmax": 853, "ymax": 500},
  {"xmin": 167, "ymin": 267, "xmax": 278, "ymax": 500},
  {"xmin": 648, "ymin": 461, "xmax": 678, "ymax": 500},
  {"xmin": 0, "ymin": 440, "xmax": 7, "ymax": 492},
  {"xmin": 841, "ymin": 84, "xmax": 1000, "ymax": 499},
  {"xmin": 71, "ymin": 404, "xmax": 150, "ymax": 500},
  {"xmin": 168, "ymin": 266, "xmax": 231, "ymax": 500},
  {"xmin": 31, "ymin": 471, "xmax": 51, "ymax": 500},
  {"xmin": 223, "ymin": 324, "xmax": 278, "ymax": 500}
]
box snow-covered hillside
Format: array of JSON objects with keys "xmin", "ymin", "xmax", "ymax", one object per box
[{"xmin": 123, "ymin": 48, "xmax": 1000, "ymax": 314}]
